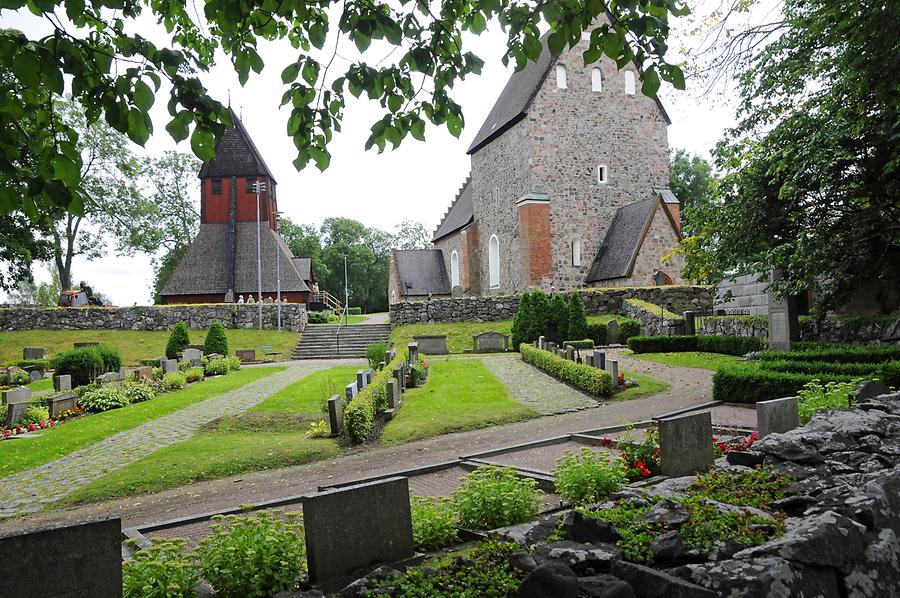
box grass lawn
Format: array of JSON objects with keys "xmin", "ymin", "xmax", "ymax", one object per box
[
  {"xmin": 321, "ymin": 315, "xmax": 369, "ymax": 325},
  {"xmin": 28, "ymin": 378, "xmax": 53, "ymax": 392},
  {"xmin": 0, "ymin": 367, "xmax": 283, "ymax": 478},
  {"xmin": 390, "ymin": 321, "xmax": 514, "ymax": 353},
  {"xmin": 381, "ymin": 359, "xmax": 538, "ymax": 446},
  {"xmin": 60, "ymin": 365, "xmax": 356, "ymax": 505},
  {"xmin": 0, "ymin": 329, "xmax": 299, "ymax": 366},
  {"xmin": 614, "ymin": 371, "xmax": 671, "ymax": 400},
  {"xmin": 627, "ymin": 351, "xmax": 744, "ymax": 370}
]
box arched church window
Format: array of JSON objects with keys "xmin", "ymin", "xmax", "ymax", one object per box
[
  {"xmin": 489, "ymin": 235, "xmax": 500, "ymax": 289},
  {"xmin": 450, "ymin": 251, "xmax": 460, "ymax": 288},
  {"xmin": 571, "ymin": 239, "xmax": 582, "ymax": 267},
  {"xmin": 592, "ymin": 68, "xmax": 603, "ymax": 92},
  {"xmin": 556, "ymin": 64, "xmax": 567, "ymax": 89},
  {"xmin": 624, "ymin": 71, "xmax": 636, "ymax": 95}
]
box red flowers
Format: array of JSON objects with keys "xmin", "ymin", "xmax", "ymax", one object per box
[
  {"xmin": 599, "ymin": 437, "xmax": 614, "ymax": 447},
  {"xmin": 713, "ymin": 431, "xmax": 760, "ymax": 453},
  {"xmin": 1, "ymin": 419, "xmax": 57, "ymax": 440}
]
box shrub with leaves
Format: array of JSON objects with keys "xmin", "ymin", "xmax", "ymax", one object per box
[
  {"xmin": 166, "ymin": 322, "xmax": 190, "ymax": 360},
  {"xmin": 797, "ymin": 379, "xmax": 857, "ymax": 424},
  {"xmin": 567, "ymin": 292, "xmax": 588, "ymax": 341},
  {"xmin": 204, "ymin": 321, "xmax": 229, "ymax": 356},
  {"xmin": 197, "ymin": 510, "xmax": 306, "ymax": 597},
  {"xmin": 21, "ymin": 405, "xmax": 50, "ymax": 425},
  {"xmin": 9, "ymin": 370, "xmax": 31, "ymax": 386},
  {"xmin": 122, "ymin": 381, "xmax": 156, "ymax": 403},
  {"xmin": 344, "ymin": 347, "xmax": 406, "ymax": 443},
  {"xmin": 204, "ymin": 358, "xmax": 230, "ymax": 377},
  {"xmin": 225, "ymin": 355, "xmax": 241, "ymax": 371},
  {"xmin": 162, "ymin": 372, "xmax": 187, "ymax": 391},
  {"xmin": 51, "ymin": 347, "xmax": 104, "ymax": 386},
  {"xmin": 510, "ymin": 291, "xmax": 534, "ymax": 350},
  {"xmin": 365, "ymin": 342, "xmax": 388, "ymax": 369},
  {"xmin": 184, "ymin": 366, "xmax": 205, "ymax": 383},
  {"xmin": 616, "ymin": 427, "xmax": 661, "ymax": 480},
  {"xmin": 618, "ymin": 319, "xmax": 642, "ymax": 342},
  {"xmin": 553, "ymin": 448, "xmax": 627, "ymax": 505},
  {"xmin": 123, "ymin": 538, "xmax": 199, "ymax": 598},
  {"xmin": 95, "ymin": 345, "xmax": 122, "ymax": 373},
  {"xmin": 305, "ymin": 420, "xmax": 329, "ymax": 438},
  {"xmin": 411, "ymin": 495, "xmax": 459, "ymax": 551},
  {"xmin": 80, "ymin": 386, "xmax": 130, "ymax": 412},
  {"xmin": 520, "ymin": 344, "xmax": 613, "ymax": 395},
  {"xmin": 548, "ymin": 293, "xmax": 570, "ymax": 343},
  {"xmin": 452, "ymin": 465, "xmax": 542, "ymax": 530}
]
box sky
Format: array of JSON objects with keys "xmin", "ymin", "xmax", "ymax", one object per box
[{"xmin": 2, "ymin": 3, "xmax": 743, "ymax": 305}]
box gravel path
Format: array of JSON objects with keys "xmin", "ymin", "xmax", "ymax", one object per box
[
  {"xmin": 479, "ymin": 354, "xmax": 597, "ymax": 414},
  {"xmin": 0, "ymin": 359, "xmax": 361, "ymax": 519}
]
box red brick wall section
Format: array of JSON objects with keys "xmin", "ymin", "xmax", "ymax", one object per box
[
  {"xmin": 235, "ymin": 176, "xmax": 276, "ymax": 229},
  {"xmin": 518, "ymin": 201, "xmax": 552, "ymax": 284},
  {"xmin": 202, "ymin": 178, "xmax": 230, "ymax": 223},
  {"xmin": 665, "ymin": 203, "xmax": 681, "ymax": 233}
]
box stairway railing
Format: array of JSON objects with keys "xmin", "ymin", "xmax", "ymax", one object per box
[{"xmin": 312, "ymin": 290, "xmax": 342, "ymax": 312}]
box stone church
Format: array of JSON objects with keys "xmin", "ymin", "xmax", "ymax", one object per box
[{"xmin": 389, "ymin": 31, "xmax": 685, "ymax": 303}]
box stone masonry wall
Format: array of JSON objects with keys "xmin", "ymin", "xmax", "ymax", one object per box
[
  {"xmin": 0, "ymin": 303, "xmax": 308, "ymax": 332},
  {"xmin": 622, "ymin": 300, "xmax": 685, "ymax": 336},
  {"xmin": 390, "ymin": 285, "xmax": 712, "ymax": 324},
  {"xmin": 700, "ymin": 315, "xmax": 900, "ymax": 344}
]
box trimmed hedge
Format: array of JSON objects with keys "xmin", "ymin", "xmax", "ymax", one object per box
[
  {"xmin": 754, "ymin": 344, "xmax": 900, "ymax": 364},
  {"xmin": 563, "ymin": 339, "xmax": 594, "ymax": 350},
  {"xmin": 347, "ymin": 307, "xmax": 362, "ymax": 315},
  {"xmin": 520, "ymin": 344, "xmax": 612, "ymax": 396},
  {"xmin": 763, "ymin": 359, "xmax": 900, "ymax": 387},
  {"xmin": 345, "ymin": 347, "xmax": 407, "ymax": 443},
  {"xmin": 712, "ymin": 365, "xmax": 857, "ymax": 404},
  {"xmin": 696, "ymin": 335, "xmax": 764, "ymax": 356},
  {"xmin": 618, "ymin": 319, "xmax": 642, "ymax": 342},
  {"xmin": 586, "ymin": 323, "xmax": 608, "ymax": 346},
  {"xmin": 628, "ymin": 335, "xmax": 763, "ymax": 356},
  {"xmin": 567, "ymin": 292, "xmax": 588, "ymax": 340}
]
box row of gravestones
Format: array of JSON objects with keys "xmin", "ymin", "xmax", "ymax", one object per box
[
  {"xmin": 2, "ymin": 374, "xmax": 78, "ymax": 429},
  {"xmin": 535, "ymin": 336, "xmax": 621, "ymax": 382},
  {"xmin": 327, "ymin": 347, "xmax": 408, "ymax": 437}
]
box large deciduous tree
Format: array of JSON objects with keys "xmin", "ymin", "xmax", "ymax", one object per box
[
  {"xmin": 0, "ymin": 0, "xmax": 687, "ymax": 219},
  {"xmin": 280, "ymin": 217, "xmax": 331, "ymax": 285},
  {"xmin": 668, "ymin": 149, "xmax": 713, "ymax": 234},
  {"xmin": 681, "ymin": 0, "xmax": 900, "ymax": 313}
]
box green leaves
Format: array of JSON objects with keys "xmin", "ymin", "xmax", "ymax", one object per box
[{"xmin": 190, "ymin": 127, "xmax": 216, "ymax": 162}]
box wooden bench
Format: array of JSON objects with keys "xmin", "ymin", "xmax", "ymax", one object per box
[{"xmin": 260, "ymin": 345, "xmax": 283, "ymax": 362}]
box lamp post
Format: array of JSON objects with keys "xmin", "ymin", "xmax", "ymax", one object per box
[
  {"xmin": 254, "ymin": 178, "xmax": 266, "ymax": 330},
  {"xmin": 275, "ymin": 211, "xmax": 282, "ymax": 331}
]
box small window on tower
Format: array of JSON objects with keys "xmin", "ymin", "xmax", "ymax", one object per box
[
  {"xmin": 624, "ymin": 71, "xmax": 636, "ymax": 95},
  {"xmin": 211, "ymin": 179, "xmax": 222, "ymax": 195},
  {"xmin": 246, "ymin": 177, "xmax": 256, "ymax": 192},
  {"xmin": 592, "ymin": 68, "xmax": 603, "ymax": 92},
  {"xmin": 555, "ymin": 64, "xmax": 567, "ymax": 89},
  {"xmin": 571, "ymin": 239, "xmax": 582, "ymax": 267},
  {"xmin": 597, "ymin": 165, "xmax": 608, "ymax": 184}
]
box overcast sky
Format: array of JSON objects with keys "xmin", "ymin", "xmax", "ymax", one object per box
[{"xmin": 4, "ymin": 3, "xmax": 743, "ymax": 305}]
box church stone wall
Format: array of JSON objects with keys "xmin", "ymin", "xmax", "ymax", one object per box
[{"xmin": 0, "ymin": 303, "xmax": 308, "ymax": 332}]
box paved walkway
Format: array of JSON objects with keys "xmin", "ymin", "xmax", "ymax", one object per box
[
  {"xmin": 0, "ymin": 359, "xmax": 362, "ymax": 519},
  {"xmin": 479, "ymin": 354, "xmax": 598, "ymax": 414},
  {"xmin": 361, "ymin": 312, "xmax": 390, "ymax": 325}
]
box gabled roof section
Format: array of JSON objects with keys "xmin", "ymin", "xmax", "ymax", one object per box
[
  {"xmin": 160, "ymin": 224, "xmax": 232, "ymax": 296},
  {"xmin": 393, "ymin": 249, "xmax": 451, "ymax": 296},
  {"xmin": 292, "ymin": 257, "xmax": 313, "ymax": 282},
  {"xmin": 466, "ymin": 32, "xmax": 672, "ymax": 155},
  {"xmin": 198, "ymin": 108, "xmax": 277, "ymax": 183},
  {"xmin": 586, "ymin": 196, "xmax": 680, "ymax": 283},
  {"xmin": 654, "ymin": 187, "xmax": 680, "ymax": 205},
  {"xmin": 433, "ymin": 177, "xmax": 474, "ymax": 242}
]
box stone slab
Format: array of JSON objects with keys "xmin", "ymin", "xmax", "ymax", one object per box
[
  {"xmin": 162, "ymin": 359, "xmax": 178, "ymax": 374},
  {"xmin": 22, "ymin": 347, "xmax": 48, "ymax": 360},
  {"xmin": 413, "ymin": 335, "xmax": 448, "ymax": 355},
  {"xmin": 592, "ymin": 352, "xmax": 606, "ymax": 370},
  {"xmin": 235, "ymin": 348, "xmax": 256, "ymax": 362},
  {"xmin": 386, "ymin": 379, "xmax": 398, "ymax": 409},
  {"xmin": 4, "ymin": 402, "xmax": 28, "ymax": 428},
  {"xmin": 606, "ymin": 359, "xmax": 619, "ymax": 382},
  {"xmin": 345, "ymin": 382, "xmax": 358, "ymax": 403},
  {"xmin": 365, "ymin": 369, "xmax": 374, "ymax": 385},
  {"xmin": 2, "ymin": 387, "xmax": 31, "ymax": 405},
  {"xmin": 180, "ymin": 348, "xmax": 202, "ymax": 366},
  {"xmin": 53, "ymin": 374, "xmax": 72, "ymax": 392},
  {"xmin": 48, "ymin": 393, "xmax": 78, "ymax": 419},
  {"xmin": 473, "ymin": 331, "xmax": 509, "ymax": 353},
  {"xmin": 407, "ymin": 342, "xmax": 419, "ymax": 363},
  {"xmin": 757, "ymin": 397, "xmax": 800, "ymax": 438},
  {"xmin": 356, "ymin": 370, "xmax": 367, "ymax": 391},
  {"xmin": 606, "ymin": 320, "xmax": 619, "ymax": 344},
  {"xmin": 302, "ymin": 477, "xmax": 414, "ymax": 582},
  {"xmin": 659, "ymin": 411, "xmax": 713, "ymax": 477},
  {"xmin": 133, "ymin": 366, "xmax": 153, "ymax": 382},
  {"xmin": 327, "ymin": 395, "xmax": 343, "ymax": 437},
  {"xmin": 73, "ymin": 342, "xmax": 99, "ymax": 348},
  {"xmin": 0, "ymin": 518, "xmax": 122, "ymax": 597}
]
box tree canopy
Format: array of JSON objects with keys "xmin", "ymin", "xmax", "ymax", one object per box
[
  {"xmin": 0, "ymin": 0, "xmax": 687, "ymax": 221},
  {"xmin": 668, "ymin": 148, "xmax": 712, "ymax": 234}
]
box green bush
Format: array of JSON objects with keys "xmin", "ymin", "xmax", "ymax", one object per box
[
  {"xmin": 203, "ymin": 321, "xmax": 229, "ymax": 356},
  {"xmin": 696, "ymin": 335, "xmax": 764, "ymax": 356},
  {"xmin": 628, "ymin": 335, "xmax": 698, "ymax": 353},
  {"xmin": 879, "ymin": 361, "xmax": 900, "ymax": 387},
  {"xmin": 52, "ymin": 347, "xmax": 105, "ymax": 386},
  {"xmin": 548, "ymin": 294, "xmax": 570, "ymax": 343},
  {"xmin": 178, "ymin": 360, "xmax": 193, "ymax": 373},
  {"xmin": 204, "ymin": 358, "xmax": 230, "ymax": 377},
  {"xmin": 520, "ymin": 344, "xmax": 613, "ymax": 395},
  {"xmin": 452, "ymin": 465, "xmax": 542, "ymax": 530},
  {"xmin": 13, "ymin": 358, "xmax": 49, "ymax": 370},
  {"xmin": 761, "ymin": 359, "xmax": 880, "ymax": 377},
  {"xmin": 511, "ymin": 291, "xmax": 536, "ymax": 350},
  {"xmin": 162, "ymin": 372, "xmax": 187, "ymax": 391},
  {"xmin": 22, "ymin": 405, "xmax": 50, "ymax": 425},
  {"xmin": 122, "ymin": 381, "xmax": 156, "ymax": 403},
  {"xmin": 712, "ymin": 365, "xmax": 856, "ymax": 403},
  {"xmin": 347, "ymin": 306, "xmax": 362, "ymax": 315},
  {"xmin": 797, "ymin": 380, "xmax": 858, "ymax": 424},
  {"xmin": 618, "ymin": 318, "xmax": 642, "ymax": 342},
  {"xmin": 586, "ymin": 322, "xmax": 608, "ymax": 346},
  {"xmin": 9, "ymin": 370, "xmax": 31, "ymax": 386},
  {"xmin": 553, "ymin": 448, "xmax": 628, "ymax": 505},
  {"xmin": 226, "ymin": 355, "xmax": 241, "ymax": 371},
  {"xmin": 754, "ymin": 344, "xmax": 900, "ymax": 364},
  {"xmin": 411, "ymin": 496, "xmax": 459, "ymax": 551},
  {"xmin": 185, "ymin": 366, "xmax": 206, "ymax": 383},
  {"xmin": 562, "ymin": 339, "xmax": 594, "ymax": 350},
  {"xmin": 95, "ymin": 345, "xmax": 122, "ymax": 373},
  {"xmin": 166, "ymin": 322, "xmax": 190, "ymax": 360},
  {"xmin": 80, "ymin": 386, "xmax": 130, "ymax": 412},
  {"xmin": 365, "ymin": 342, "xmax": 388, "ymax": 369},
  {"xmin": 198, "ymin": 510, "xmax": 305, "ymax": 597},
  {"xmin": 123, "ymin": 538, "xmax": 199, "ymax": 598},
  {"xmin": 344, "ymin": 348, "xmax": 406, "ymax": 443},
  {"xmin": 567, "ymin": 292, "xmax": 588, "ymax": 340},
  {"xmin": 307, "ymin": 311, "xmax": 332, "ymax": 324}
]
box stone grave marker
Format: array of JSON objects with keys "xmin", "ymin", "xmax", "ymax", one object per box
[
  {"xmin": 606, "ymin": 320, "xmax": 619, "ymax": 344},
  {"xmin": 386, "ymin": 379, "xmax": 399, "ymax": 409},
  {"xmin": 683, "ymin": 311, "xmax": 696, "ymax": 336},
  {"xmin": 22, "ymin": 347, "xmax": 47, "ymax": 360},
  {"xmin": 757, "ymin": 396, "xmax": 800, "ymax": 438},
  {"xmin": 855, "ymin": 380, "xmax": 889, "ymax": 401},
  {"xmin": 767, "ymin": 269, "xmax": 800, "ymax": 351},
  {"xmin": 327, "ymin": 395, "xmax": 343, "ymax": 436},
  {"xmin": 392, "ymin": 367, "xmax": 403, "ymax": 392},
  {"xmin": 659, "ymin": 411, "xmax": 714, "ymax": 477},
  {"xmin": 0, "ymin": 518, "xmax": 121, "ymax": 597},
  {"xmin": 2, "ymin": 387, "xmax": 32, "ymax": 428},
  {"xmin": 163, "ymin": 359, "xmax": 178, "ymax": 374},
  {"xmin": 181, "ymin": 348, "xmax": 203, "ymax": 366},
  {"xmin": 74, "ymin": 341, "xmax": 99, "ymax": 349},
  {"xmin": 538, "ymin": 336, "xmax": 546, "ymax": 350},
  {"xmin": 365, "ymin": 369, "xmax": 374, "ymax": 385},
  {"xmin": 28, "ymin": 369, "xmax": 43, "ymax": 382},
  {"xmin": 379, "ymin": 361, "xmax": 386, "ymax": 370},
  {"xmin": 472, "ymin": 331, "xmax": 509, "ymax": 353},
  {"xmin": 48, "ymin": 393, "xmax": 78, "ymax": 419},
  {"xmin": 407, "ymin": 342, "xmax": 419, "ymax": 364},
  {"xmin": 96, "ymin": 372, "xmax": 123, "ymax": 386},
  {"xmin": 592, "ymin": 352, "xmax": 606, "ymax": 370},
  {"xmin": 53, "ymin": 374, "xmax": 72, "ymax": 392},
  {"xmin": 356, "ymin": 370, "xmax": 367, "ymax": 391},
  {"xmin": 134, "ymin": 366, "xmax": 153, "ymax": 382},
  {"xmin": 345, "ymin": 382, "xmax": 358, "ymax": 403},
  {"xmin": 302, "ymin": 477, "xmax": 414, "ymax": 583},
  {"xmin": 565, "ymin": 346, "xmax": 575, "ymax": 361},
  {"xmin": 607, "ymin": 359, "xmax": 619, "ymax": 383},
  {"xmin": 547, "ymin": 341, "xmax": 557, "ymax": 353},
  {"xmin": 235, "ymin": 349, "xmax": 256, "ymax": 362},
  {"xmin": 412, "ymin": 335, "xmax": 448, "ymax": 355}
]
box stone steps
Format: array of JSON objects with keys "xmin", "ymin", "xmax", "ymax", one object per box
[{"xmin": 292, "ymin": 324, "xmax": 391, "ymax": 359}]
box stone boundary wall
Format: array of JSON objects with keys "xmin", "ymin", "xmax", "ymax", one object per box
[
  {"xmin": 0, "ymin": 303, "xmax": 308, "ymax": 332},
  {"xmin": 698, "ymin": 316, "xmax": 768, "ymax": 340},
  {"xmin": 714, "ymin": 273, "xmax": 771, "ymax": 316},
  {"xmin": 699, "ymin": 315, "xmax": 900, "ymax": 344},
  {"xmin": 389, "ymin": 286, "xmax": 712, "ymax": 324},
  {"xmin": 622, "ymin": 301, "xmax": 686, "ymax": 337}
]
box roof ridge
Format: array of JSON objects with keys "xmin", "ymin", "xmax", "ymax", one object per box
[{"xmin": 433, "ymin": 174, "xmax": 472, "ymax": 238}]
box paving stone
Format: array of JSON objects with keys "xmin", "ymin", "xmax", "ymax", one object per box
[{"xmin": 479, "ymin": 355, "xmax": 598, "ymax": 415}]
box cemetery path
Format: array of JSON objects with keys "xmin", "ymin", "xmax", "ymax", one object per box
[
  {"xmin": 0, "ymin": 351, "xmax": 737, "ymax": 536},
  {"xmin": 0, "ymin": 359, "xmax": 363, "ymax": 519},
  {"xmin": 361, "ymin": 312, "xmax": 390, "ymax": 325},
  {"xmin": 479, "ymin": 354, "xmax": 598, "ymax": 414}
]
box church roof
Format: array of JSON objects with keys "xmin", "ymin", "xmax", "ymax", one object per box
[
  {"xmin": 585, "ymin": 195, "xmax": 680, "ymax": 283},
  {"xmin": 466, "ymin": 32, "xmax": 672, "ymax": 155},
  {"xmin": 198, "ymin": 109, "xmax": 277, "ymax": 183},
  {"xmin": 393, "ymin": 249, "xmax": 451, "ymax": 296},
  {"xmin": 433, "ymin": 177, "xmax": 474, "ymax": 242},
  {"xmin": 292, "ymin": 257, "xmax": 313, "ymax": 282}
]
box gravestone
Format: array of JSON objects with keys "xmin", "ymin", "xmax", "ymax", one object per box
[
  {"xmin": 22, "ymin": 347, "xmax": 47, "ymax": 360},
  {"xmin": 48, "ymin": 393, "xmax": 77, "ymax": 419},
  {"xmin": 181, "ymin": 348, "xmax": 203, "ymax": 366},
  {"xmin": 538, "ymin": 336, "xmax": 546, "ymax": 350},
  {"xmin": 327, "ymin": 395, "xmax": 343, "ymax": 436},
  {"xmin": 565, "ymin": 346, "xmax": 575, "ymax": 361},
  {"xmin": 356, "ymin": 370, "xmax": 367, "ymax": 391},
  {"xmin": 134, "ymin": 366, "xmax": 153, "ymax": 382},
  {"xmin": 96, "ymin": 372, "xmax": 123, "ymax": 386},
  {"xmin": 365, "ymin": 369, "xmax": 374, "ymax": 385},
  {"xmin": 345, "ymin": 382, "xmax": 358, "ymax": 403},
  {"xmin": 379, "ymin": 361, "xmax": 386, "ymax": 371},
  {"xmin": 757, "ymin": 396, "xmax": 800, "ymax": 438},
  {"xmin": 606, "ymin": 320, "xmax": 619, "ymax": 344},
  {"xmin": 0, "ymin": 518, "xmax": 121, "ymax": 597},
  {"xmin": 28, "ymin": 369, "xmax": 43, "ymax": 382},
  {"xmin": 407, "ymin": 342, "xmax": 419, "ymax": 364},
  {"xmin": 73, "ymin": 341, "xmax": 99, "ymax": 349},
  {"xmin": 547, "ymin": 341, "xmax": 557, "ymax": 353},
  {"xmin": 386, "ymin": 379, "xmax": 399, "ymax": 409},
  {"xmin": 413, "ymin": 335, "xmax": 449, "ymax": 355},
  {"xmin": 6, "ymin": 365, "xmax": 24, "ymax": 380},
  {"xmin": 389, "ymin": 348, "xmax": 397, "ymax": 361},
  {"xmin": 235, "ymin": 349, "xmax": 256, "ymax": 362},
  {"xmin": 855, "ymin": 379, "xmax": 889, "ymax": 401},
  {"xmin": 659, "ymin": 411, "xmax": 714, "ymax": 477},
  {"xmin": 767, "ymin": 269, "xmax": 800, "ymax": 351},
  {"xmin": 53, "ymin": 374, "xmax": 72, "ymax": 392},
  {"xmin": 592, "ymin": 352, "xmax": 606, "ymax": 370},
  {"xmin": 607, "ymin": 359, "xmax": 619, "ymax": 383},
  {"xmin": 163, "ymin": 359, "xmax": 178, "ymax": 374},
  {"xmin": 472, "ymin": 331, "xmax": 509, "ymax": 353},
  {"xmin": 2, "ymin": 387, "xmax": 32, "ymax": 428},
  {"xmin": 392, "ymin": 367, "xmax": 403, "ymax": 393},
  {"xmin": 683, "ymin": 311, "xmax": 696, "ymax": 336},
  {"xmin": 451, "ymin": 285, "xmax": 464, "ymax": 298},
  {"xmin": 302, "ymin": 477, "xmax": 414, "ymax": 583}
]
